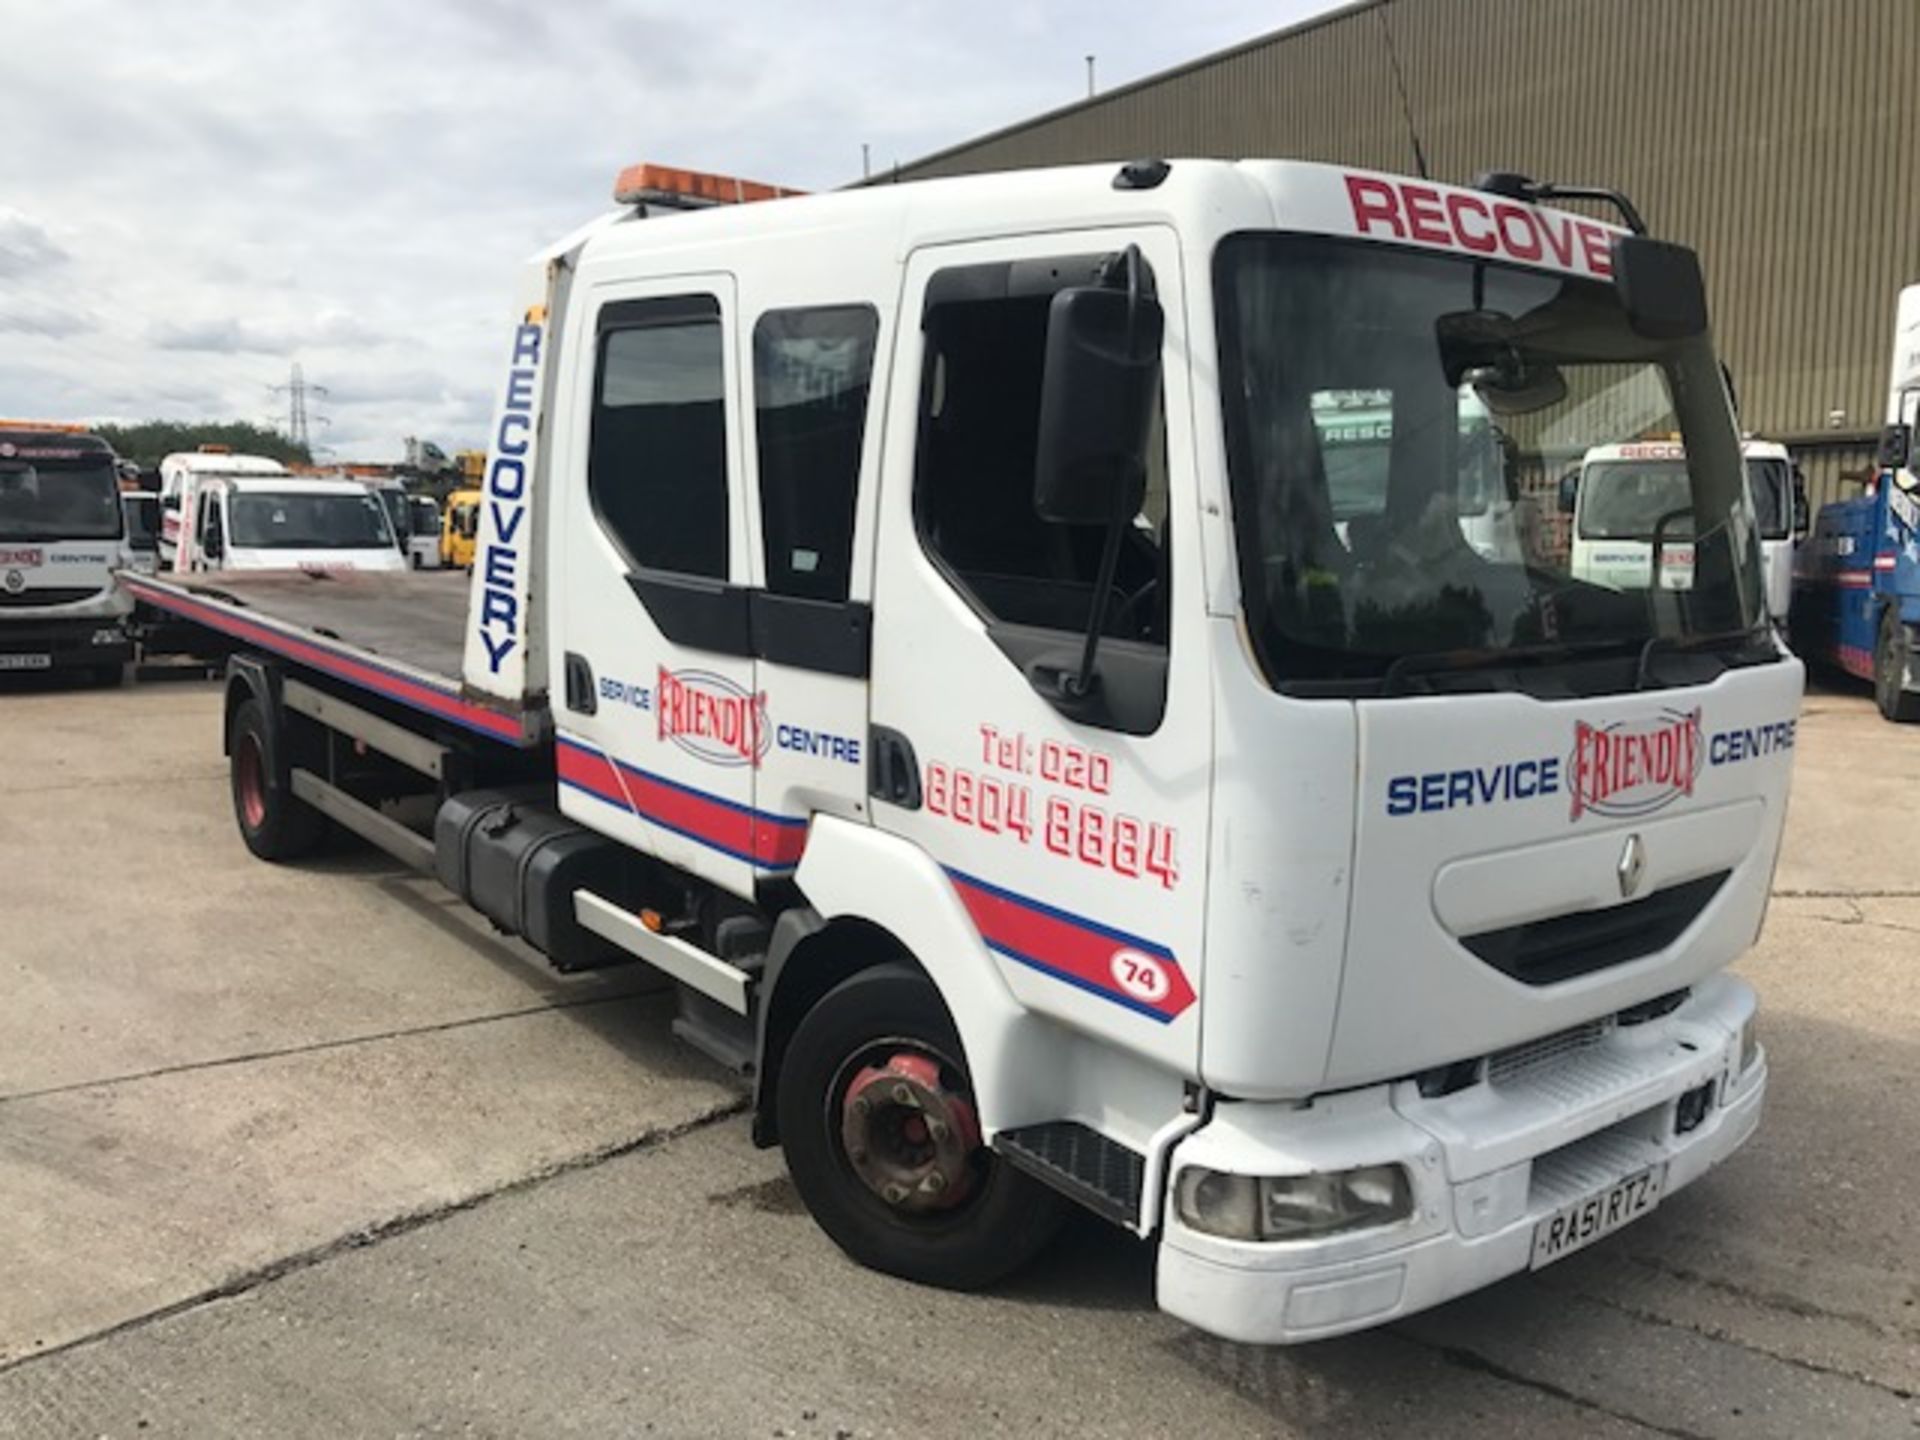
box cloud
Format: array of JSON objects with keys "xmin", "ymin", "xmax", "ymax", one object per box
[
  {"xmin": 0, "ymin": 209, "xmax": 67, "ymax": 278},
  {"xmin": 149, "ymin": 317, "xmax": 292, "ymax": 355},
  {"xmin": 0, "ymin": 299, "xmax": 95, "ymax": 338},
  {"xmin": 0, "ymin": 0, "xmax": 1327, "ymax": 458}
]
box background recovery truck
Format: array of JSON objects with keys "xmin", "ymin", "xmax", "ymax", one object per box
[
  {"xmin": 126, "ymin": 158, "xmax": 1796, "ymax": 1344},
  {"xmin": 1795, "ymin": 282, "xmax": 1920, "ymax": 720},
  {"xmin": 1567, "ymin": 438, "xmax": 1806, "ymax": 626},
  {"xmin": 0, "ymin": 421, "xmax": 134, "ymax": 680}
]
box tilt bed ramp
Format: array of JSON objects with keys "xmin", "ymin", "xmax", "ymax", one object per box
[{"xmin": 122, "ymin": 569, "xmax": 540, "ymax": 747}]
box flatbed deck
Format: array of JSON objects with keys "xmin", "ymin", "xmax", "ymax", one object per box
[{"xmin": 123, "ymin": 570, "xmax": 544, "ymax": 746}]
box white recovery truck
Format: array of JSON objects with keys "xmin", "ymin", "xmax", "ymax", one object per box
[
  {"xmin": 1568, "ymin": 438, "xmax": 1805, "ymax": 626},
  {"xmin": 0, "ymin": 421, "xmax": 134, "ymax": 680},
  {"xmin": 126, "ymin": 158, "xmax": 1797, "ymax": 1343},
  {"xmin": 165, "ymin": 471, "xmax": 406, "ymax": 576}
]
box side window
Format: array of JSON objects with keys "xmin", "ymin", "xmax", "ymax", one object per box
[
  {"xmin": 590, "ymin": 296, "xmax": 728, "ymax": 579},
  {"xmin": 198, "ymin": 489, "xmax": 221, "ymax": 544},
  {"xmin": 752, "ymin": 305, "xmax": 878, "ymax": 601},
  {"xmin": 914, "ymin": 267, "xmax": 1169, "ymax": 645}
]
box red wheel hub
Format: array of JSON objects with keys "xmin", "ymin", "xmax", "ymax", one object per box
[
  {"xmin": 840, "ymin": 1050, "xmax": 982, "ymax": 1213},
  {"xmin": 235, "ymin": 734, "xmax": 268, "ymax": 830}
]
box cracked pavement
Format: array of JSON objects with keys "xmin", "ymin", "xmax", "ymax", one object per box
[{"xmin": 0, "ymin": 676, "xmax": 1915, "ymax": 1437}]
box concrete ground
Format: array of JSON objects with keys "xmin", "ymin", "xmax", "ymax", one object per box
[{"xmin": 0, "ymin": 673, "xmax": 1914, "ymax": 1437}]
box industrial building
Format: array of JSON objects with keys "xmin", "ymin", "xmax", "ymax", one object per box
[{"xmin": 892, "ymin": 0, "xmax": 1920, "ymax": 506}]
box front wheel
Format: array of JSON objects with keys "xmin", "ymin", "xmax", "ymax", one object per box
[
  {"xmin": 777, "ymin": 963, "xmax": 1069, "ymax": 1290},
  {"xmin": 230, "ymin": 697, "xmax": 327, "ymax": 860},
  {"xmin": 1874, "ymin": 609, "xmax": 1920, "ymax": 722}
]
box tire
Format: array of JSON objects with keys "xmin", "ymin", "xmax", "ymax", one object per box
[
  {"xmin": 1874, "ymin": 609, "xmax": 1920, "ymax": 722},
  {"xmin": 230, "ymin": 697, "xmax": 327, "ymax": 860},
  {"xmin": 776, "ymin": 962, "xmax": 1069, "ymax": 1290}
]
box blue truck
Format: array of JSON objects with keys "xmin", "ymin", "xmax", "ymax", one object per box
[{"xmin": 1793, "ymin": 283, "xmax": 1920, "ymax": 721}]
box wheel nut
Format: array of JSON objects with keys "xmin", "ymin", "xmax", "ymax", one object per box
[
  {"xmin": 892, "ymin": 1083, "xmax": 916, "ymax": 1107},
  {"xmin": 851, "ymin": 1096, "xmax": 869, "ymax": 1117},
  {"xmin": 883, "ymin": 1183, "xmax": 908, "ymax": 1204},
  {"xmin": 928, "ymin": 1119, "xmax": 949, "ymax": 1143},
  {"xmin": 922, "ymin": 1171, "xmax": 947, "ymax": 1194}
]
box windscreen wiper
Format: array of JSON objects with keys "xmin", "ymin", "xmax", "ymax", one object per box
[
  {"xmin": 1633, "ymin": 625, "xmax": 1771, "ymax": 690},
  {"xmin": 1379, "ymin": 637, "xmax": 1641, "ymax": 696}
]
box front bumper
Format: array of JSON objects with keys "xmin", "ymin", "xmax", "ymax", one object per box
[
  {"xmin": 1157, "ymin": 976, "xmax": 1763, "ymax": 1344},
  {"xmin": 0, "ymin": 616, "xmax": 134, "ymax": 669}
]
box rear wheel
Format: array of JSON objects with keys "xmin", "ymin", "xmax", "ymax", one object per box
[
  {"xmin": 230, "ymin": 697, "xmax": 327, "ymax": 860},
  {"xmin": 1874, "ymin": 609, "xmax": 1920, "ymax": 722},
  {"xmin": 777, "ymin": 963, "xmax": 1069, "ymax": 1290}
]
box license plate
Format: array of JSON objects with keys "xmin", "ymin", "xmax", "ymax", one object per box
[
  {"xmin": 0, "ymin": 653, "xmax": 52, "ymax": 671},
  {"xmin": 1530, "ymin": 1164, "xmax": 1665, "ymax": 1268}
]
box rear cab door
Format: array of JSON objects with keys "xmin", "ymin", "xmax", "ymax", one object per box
[
  {"xmin": 549, "ymin": 271, "xmax": 772, "ymax": 895},
  {"xmin": 734, "ymin": 269, "xmax": 888, "ymax": 866}
]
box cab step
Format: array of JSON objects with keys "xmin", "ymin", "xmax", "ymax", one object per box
[{"xmin": 993, "ymin": 1122, "xmax": 1144, "ymax": 1228}]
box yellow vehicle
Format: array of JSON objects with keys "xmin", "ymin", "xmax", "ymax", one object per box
[{"xmin": 441, "ymin": 487, "xmax": 481, "ymax": 570}]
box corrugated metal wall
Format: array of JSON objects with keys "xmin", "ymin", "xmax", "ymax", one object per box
[{"xmin": 893, "ymin": 0, "xmax": 1920, "ymax": 509}]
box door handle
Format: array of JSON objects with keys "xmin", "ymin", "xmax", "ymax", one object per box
[
  {"xmin": 869, "ymin": 726, "xmax": 921, "ymax": 809},
  {"xmin": 563, "ymin": 652, "xmax": 597, "ymax": 714}
]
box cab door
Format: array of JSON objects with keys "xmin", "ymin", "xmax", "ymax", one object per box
[
  {"xmin": 550, "ymin": 275, "xmax": 768, "ymax": 898},
  {"xmin": 866, "ymin": 229, "xmax": 1212, "ymax": 1071},
  {"xmin": 737, "ymin": 299, "xmax": 887, "ymax": 870}
]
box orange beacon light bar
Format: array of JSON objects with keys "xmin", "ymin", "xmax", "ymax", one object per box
[{"xmin": 612, "ymin": 162, "xmax": 804, "ymax": 209}]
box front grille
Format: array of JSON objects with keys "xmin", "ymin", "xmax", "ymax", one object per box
[
  {"xmin": 0, "ymin": 586, "xmax": 102, "ymax": 608},
  {"xmin": 1489, "ymin": 1018, "xmax": 1611, "ymax": 1086},
  {"xmin": 1461, "ymin": 872, "xmax": 1731, "ymax": 986}
]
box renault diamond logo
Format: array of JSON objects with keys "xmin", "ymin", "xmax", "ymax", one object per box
[
  {"xmin": 1617, "ymin": 833, "xmax": 1647, "ymax": 899},
  {"xmin": 2, "ymin": 570, "xmax": 23, "ymax": 595}
]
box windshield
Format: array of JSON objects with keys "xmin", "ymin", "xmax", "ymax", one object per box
[
  {"xmin": 1581, "ymin": 455, "xmax": 1788, "ymax": 542},
  {"xmin": 1216, "ymin": 234, "xmax": 1761, "ymax": 692},
  {"xmin": 0, "ymin": 456, "xmax": 124, "ymax": 540},
  {"xmin": 122, "ymin": 494, "xmax": 159, "ymax": 547},
  {"xmin": 229, "ymin": 491, "xmax": 396, "ymax": 549},
  {"xmin": 1578, "ymin": 457, "xmax": 1697, "ymax": 540},
  {"xmin": 409, "ymin": 497, "xmax": 439, "ymax": 533}
]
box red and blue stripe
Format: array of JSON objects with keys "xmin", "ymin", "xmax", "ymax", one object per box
[
  {"xmin": 945, "ymin": 865, "xmax": 1195, "ymax": 1023},
  {"xmin": 556, "ymin": 737, "xmax": 807, "ymax": 871},
  {"xmin": 125, "ymin": 578, "xmax": 529, "ymax": 744}
]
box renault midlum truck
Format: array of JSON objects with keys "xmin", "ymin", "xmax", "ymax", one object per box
[{"xmin": 126, "ymin": 159, "xmax": 1795, "ymax": 1344}]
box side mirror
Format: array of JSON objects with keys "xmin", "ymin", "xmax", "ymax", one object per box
[
  {"xmin": 1557, "ymin": 470, "xmax": 1580, "ymax": 514},
  {"xmin": 1611, "ymin": 234, "xmax": 1708, "ymax": 341},
  {"xmin": 1877, "ymin": 422, "xmax": 1911, "ymax": 471},
  {"xmin": 162, "ymin": 493, "xmax": 180, "ymax": 511},
  {"xmin": 202, "ymin": 527, "xmax": 223, "ymax": 560},
  {"xmin": 1033, "ymin": 253, "xmax": 1163, "ymax": 525},
  {"xmin": 1791, "ymin": 466, "xmax": 1810, "ymax": 540}
]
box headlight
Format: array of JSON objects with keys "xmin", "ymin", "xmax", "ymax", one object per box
[
  {"xmin": 1175, "ymin": 1163, "xmax": 1413, "ymax": 1241},
  {"xmin": 1739, "ymin": 1014, "xmax": 1760, "ymax": 1073}
]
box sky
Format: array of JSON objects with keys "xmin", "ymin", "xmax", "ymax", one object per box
[{"xmin": 0, "ymin": 1, "xmax": 1335, "ymax": 461}]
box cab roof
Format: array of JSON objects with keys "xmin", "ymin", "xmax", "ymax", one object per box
[{"xmin": 577, "ymin": 157, "xmax": 1626, "ymax": 288}]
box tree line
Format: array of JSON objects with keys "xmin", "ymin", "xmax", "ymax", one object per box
[{"xmin": 94, "ymin": 421, "xmax": 311, "ymax": 469}]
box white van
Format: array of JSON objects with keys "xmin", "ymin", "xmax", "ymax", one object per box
[
  {"xmin": 172, "ymin": 473, "xmax": 406, "ymax": 574},
  {"xmin": 157, "ymin": 450, "xmax": 293, "ymax": 567},
  {"xmin": 1567, "ymin": 438, "xmax": 1803, "ymax": 624}
]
